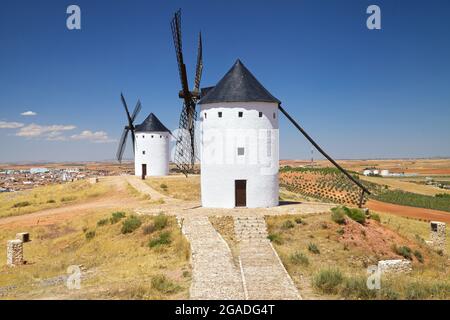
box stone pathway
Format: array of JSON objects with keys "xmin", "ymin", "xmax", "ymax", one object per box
[
  {"xmin": 124, "ymin": 176, "xmax": 172, "ymax": 202},
  {"xmin": 182, "ymin": 216, "xmax": 245, "ymax": 300},
  {"xmin": 235, "ymin": 216, "xmax": 301, "ymax": 300}
]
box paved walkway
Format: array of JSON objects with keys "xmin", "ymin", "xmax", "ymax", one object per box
[
  {"xmin": 235, "ymin": 216, "xmax": 301, "ymax": 300},
  {"xmin": 182, "ymin": 216, "xmax": 245, "ymax": 300},
  {"xmin": 124, "ymin": 176, "xmax": 172, "ymax": 202}
]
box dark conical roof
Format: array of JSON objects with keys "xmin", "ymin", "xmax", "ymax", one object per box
[
  {"xmin": 199, "ymin": 59, "xmax": 280, "ymax": 104},
  {"xmin": 135, "ymin": 113, "xmax": 170, "ymax": 133}
]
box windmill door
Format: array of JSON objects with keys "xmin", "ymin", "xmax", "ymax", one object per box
[
  {"xmin": 142, "ymin": 164, "xmax": 147, "ymax": 180},
  {"xmin": 235, "ymin": 180, "xmax": 247, "ymax": 207}
]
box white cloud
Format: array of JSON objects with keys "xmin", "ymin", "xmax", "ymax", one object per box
[
  {"xmin": 21, "ymin": 111, "xmax": 37, "ymax": 116},
  {"xmin": 0, "ymin": 121, "xmax": 24, "ymax": 129},
  {"xmin": 70, "ymin": 130, "xmax": 116, "ymax": 143},
  {"xmin": 16, "ymin": 123, "xmax": 76, "ymax": 138}
]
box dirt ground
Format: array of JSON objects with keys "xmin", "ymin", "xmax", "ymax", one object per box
[{"xmin": 367, "ymin": 199, "xmax": 450, "ymax": 223}]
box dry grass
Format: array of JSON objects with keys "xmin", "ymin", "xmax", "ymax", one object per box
[
  {"xmin": 266, "ymin": 212, "xmax": 450, "ymax": 300},
  {"xmin": 145, "ymin": 176, "xmax": 200, "ymax": 201},
  {"xmin": 209, "ymin": 216, "xmax": 240, "ymax": 266},
  {"xmin": 0, "ymin": 180, "xmax": 110, "ymax": 219},
  {"xmin": 0, "ymin": 210, "xmax": 191, "ymax": 299}
]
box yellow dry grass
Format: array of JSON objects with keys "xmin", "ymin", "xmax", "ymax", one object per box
[
  {"xmin": 0, "ymin": 180, "xmax": 110, "ymax": 219},
  {"xmin": 0, "ymin": 210, "xmax": 191, "ymax": 299},
  {"xmin": 266, "ymin": 213, "xmax": 450, "ymax": 300},
  {"xmin": 145, "ymin": 176, "xmax": 200, "ymax": 201}
]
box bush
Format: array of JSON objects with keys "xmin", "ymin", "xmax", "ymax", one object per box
[
  {"xmin": 160, "ymin": 183, "xmax": 168, "ymax": 190},
  {"xmin": 308, "ymin": 242, "xmax": 320, "ymax": 254},
  {"xmin": 294, "ymin": 217, "xmax": 303, "ymax": 224},
  {"xmin": 12, "ymin": 201, "xmax": 31, "ymax": 208},
  {"xmin": 85, "ymin": 230, "xmax": 96, "ymax": 240},
  {"xmin": 290, "ymin": 252, "xmax": 309, "ymax": 266},
  {"xmin": 143, "ymin": 224, "xmax": 156, "ymax": 235},
  {"xmin": 340, "ymin": 276, "xmax": 377, "ymax": 299},
  {"xmin": 312, "ymin": 268, "xmax": 344, "ymax": 294},
  {"xmin": 393, "ymin": 245, "xmax": 412, "ymax": 260},
  {"xmin": 336, "ymin": 228, "xmax": 345, "ymax": 235},
  {"xmin": 413, "ymin": 250, "xmax": 424, "ymax": 263},
  {"xmin": 149, "ymin": 231, "xmax": 172, "ymax": 248},
  {"xmin": 330, "ymin": 207, "xmax": 346, "ymax": 224},
  {"xmin": 281, "ymin": 220, "xmax": 295, "ymax": 229},
  {"xmin": 97, "ymin": 218, "xmax": 109, "ymax": 227},
  {"xmin": 267, "ymin": 233, "xmax": 283, "ymax": 245},
  {"xmin": 345, "ymin": 208, "xmax": 366, "ymax": 224},
  {"xmin": 370, "ymin": 213, "xmax": 381, "ymax": 222},
  {"xmin": 61, "ymin": 196, "xmax": 77, "ymax": 202},
  {"xmin": 151, "ymin": 275, "xmax": 180, "ymax": 294},
  {"xmin": 47, "ymin": 199, "xmax": 56, "ymax": 204},
  {"xmin": 121, "ymin": 215, "xmax": 142, "ymax": 234},
  {"xmin": 110, "ymin": 211, "xmax": 126, "ymax": 224},
  {"xmin": 154, "ymin": 214, "xmax": 168, "ymax": 230}
]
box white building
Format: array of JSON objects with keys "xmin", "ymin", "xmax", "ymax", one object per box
[
  {"xmin": 198, "ymin": 59, "xmax": 280, "ymax": 208},
  {"xmin": 134, "ymin": 113, "xmax": 170, "ymax": 177}
]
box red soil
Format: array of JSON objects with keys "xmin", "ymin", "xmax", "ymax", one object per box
[{"xmin": 367, "ymin": 199, "xmax": 450, "ymax": 223}]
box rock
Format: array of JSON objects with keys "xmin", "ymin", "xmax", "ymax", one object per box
[
  {"xmin": 430, "ymin": 221, "xmax": 446, "ymax": 253},
  {"xmin": 7, "ymin": 239, "xmax": 24, "ymax": 267},
  {"xmin": 378, "ymin": 259, "xmax": 412, "ymax": 274}
]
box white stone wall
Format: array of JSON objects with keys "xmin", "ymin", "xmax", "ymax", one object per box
[
  {"xmin": 430, "ymin": 221, "xmax": 446, "ymax": 252},
  {"xmin": 134, "ymin": 131, "xmax": 170, "ymax": 177},
  {"xmin": 200, "ymin": 102, "xmax": 279, "ymax": 208},
  {"xmin": 378, "ymin": 259, "xmax": 412, "ymax": 274},
  {"xmin": 7, "ymin": 239, "xmax": 23, "ymax": 267}
]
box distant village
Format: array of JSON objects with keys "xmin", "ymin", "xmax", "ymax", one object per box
[{"xmin": 0, "ymin": 167, "xmax": 112, "ymax": 192}]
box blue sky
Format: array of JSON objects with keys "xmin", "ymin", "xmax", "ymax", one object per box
[{"xmin": 1, "ymin": 0, "xmax": 449, "ymax": 162}]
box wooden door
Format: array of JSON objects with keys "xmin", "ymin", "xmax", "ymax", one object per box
[
  {"xmin": 235, "ymin": 180, "xmax": 247, "ymax": 207},
  {"xmin": 142, "ymin": 164, "xmax": 147, "ymax": 180}
]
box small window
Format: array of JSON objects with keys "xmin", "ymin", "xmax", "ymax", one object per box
[
  {"xmin": 142, "ymin": 151, "xmax": 146, "ymax": 155},
  {"xmin": 160, "ymin": 135, "xmax": 162, "ymax": 138},
  {"xmin": 204, "ymin": 112, "xmax": 207, "ymax": 119},
  {"xmin": 237, "ymin": 147, "xmax": 245, "ymax": 156},
  {"xmin": 273, "ymin": 112, "xmax": 276, "ymax": 119},
  {"xmin": 142, "ymin": 135, "xmax": 145, "ymax": 138},
  {"xmin": 151, "ymin": 135, "xmax": 154, "ymax": 138},
  {"xmin": 218, "ymin": 112, "xmax": 222, "ymax": 118},
  {"xmin": 259, "ymin": 112, "xmax": 263, "ymax": 118},
  {"xmin": 238, "ymin": 112, "xmax": 243, "ymax": 118}
]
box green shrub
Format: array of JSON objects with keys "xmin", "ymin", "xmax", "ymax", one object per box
[
  {"xmin": 121, "ymin": 215, "xmax": 142, "ymax": 234},
  {"xmin": 281, "ymin": 220, "xmax": 295, "ymax": 229},
  {"xmin": 267, "ymin": 233, "xmax": 283, "ymax": 245},
  {"xmin": 370, "ymin": 213, "xmax": 381, "ymax": 222},
  {"xmin": 435, "ymin": 193, "xmax": 450, "ymax": 199},
  {"xmin": 312, "ymin": 268, "xmax": 344, "ymax": 294},
  {"xmin": 110, "ymin": 211, "xmax": 126, "ymax": 224},
  {"xmin": 375, "ymin": 190, "xmax": 450, "ymax": 213},
  {"xmin": 47, "ymin": 199, "xmax": 56, "ymax": 204},
  {"xmin": 154, "ymin": 214, "xmax": 168, "ymax": 230},
  {"xmin": 149, "ymin": 231, "xmax": 172, "ymax": 248},
  {"xmin": 393, "ymin": 245, "xmax": 412, "ymax": 260},
  {"xmin": 97, "ymin": 218, "xmax": 109, "ymax": 227},
  {"xmin": 294, "ymin": 217, "xmax": 303, "ymax": 224},
  {"xmin": 151, "ymin": 275, "xmax": 180, "ymax": 294},
  {"xmin": 160, "ymin": 183, "xmax": 168, "ymax": 190},
  {"xmin": 12, "ymin": 201, "xmax": 31, "ymax": 208},
  {"xmin": 85, "ymin": 230, "xmax": 96, "ymax": 240},
  {"xmin": 308, "ymin": 242, "xmax": 320, "ymax": 254},
  {"xmin": 413, "ymin": 250, "xmax": 424, "ymax": 263},
  {"xmin": 330, "ymin": 207, "xmax": 346, "ymax": 224},
  {"xmin": 336, "ymin": 228, "xmax": 345, "ymax": 235},
  {"xmin": 340, "ymin": 276, "xmax": 377, "ymax": 299},
  {"xmin": 345, "ymin": 208, "xmax": 366, "ymax": 224},
  {"xmin": 290, "ymin": 252, "xmax": 309, "ymax": 266}
]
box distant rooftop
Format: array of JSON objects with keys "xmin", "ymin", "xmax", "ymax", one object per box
[{"xmin": 135, "ymin": 113, "xmax": 170, "ymax": 133}]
